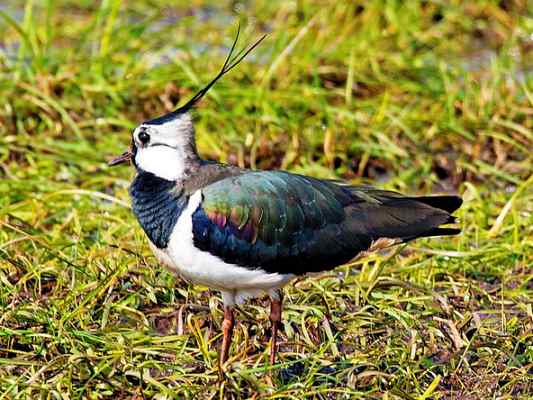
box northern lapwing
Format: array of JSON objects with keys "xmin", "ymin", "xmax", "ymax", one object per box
[{"xmin": 109, "ymin": 30, "xmax": 462, "ymax": 373}]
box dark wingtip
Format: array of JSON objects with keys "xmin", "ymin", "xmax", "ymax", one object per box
[
  {"xmin": 415, "ymin": 195, "xmax": 463, "ymax": 214},
  {"xmin": 424, "ymin": 227, "xmax": 462, "ymax": 237}
]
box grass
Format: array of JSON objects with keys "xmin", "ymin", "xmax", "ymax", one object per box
[{"xmin": 0, "ymin": 0, "xmax": 532, "ymax": 398}]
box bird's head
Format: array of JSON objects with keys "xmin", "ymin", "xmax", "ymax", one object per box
[
  {"xmin": 108, "ymin": 109, "xmax": 195, "ymax": 180},
  {"xmin": 109, "ymin": 26, "xmax": 265, "ymax": 181}
]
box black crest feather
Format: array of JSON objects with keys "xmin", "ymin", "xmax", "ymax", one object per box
[
  {"xmin": 177, "ymin": 25, "xmax": 266, "ymax": 113},
  {"xmin": 145, "ymin": 25, "xmax": 265, "ymax": 125},
  {"xmin": 144, "ymin": 24, "xmax": 266, "ymax": 125}
]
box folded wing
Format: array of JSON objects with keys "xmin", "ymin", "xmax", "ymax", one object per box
[{"xmin": 191, "ymin": 171, "xmax": 461, "ymax": 274}]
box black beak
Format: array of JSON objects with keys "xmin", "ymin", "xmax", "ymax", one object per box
[{"xmin": 108, "ymin": 148, "xmax": 132, "ymax": 166}]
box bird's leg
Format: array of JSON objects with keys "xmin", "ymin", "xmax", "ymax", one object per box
[
  {"xmin": 219, "ymin": 306, "xmax": 234, "ymax": 373},
  {"xmin": 269, "ymin": 291, "xmax": 283, "ymax": 366}
]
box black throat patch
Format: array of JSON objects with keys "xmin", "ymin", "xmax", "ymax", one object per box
[{"xmin": 129, "ymin": 171, "xmax": 189, "ymax": 248}]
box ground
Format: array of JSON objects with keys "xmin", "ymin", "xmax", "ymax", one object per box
[{"xmin": 0, "ymin": 1, "xmax": 532, "ymax": 399}]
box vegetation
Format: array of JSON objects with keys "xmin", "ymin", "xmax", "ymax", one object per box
[{"xmin": 1, "ymin": 0, "xmax": 532, "ymax": 398}]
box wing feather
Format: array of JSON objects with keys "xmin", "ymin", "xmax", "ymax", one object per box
[{"xmin": 191, "ymin": 170, "xmax": 461, "ymax": 274}]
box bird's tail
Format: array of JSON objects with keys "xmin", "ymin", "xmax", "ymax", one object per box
[
  {"xmin": 399, "ymin": 195, "xmax": 462, "ymax": 241},
  {"xmin": 345, "ymin": 189, "xmax": 463, "ymax": 243}
]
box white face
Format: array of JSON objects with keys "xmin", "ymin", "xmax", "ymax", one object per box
[{"xmin": 133, "ymin": 112, "xmax": 193, "ymax": 181}]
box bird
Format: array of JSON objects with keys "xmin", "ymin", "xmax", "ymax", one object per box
[{"xmin": 109, "ymin": 29, "xmax": 462, "ymax": 374}]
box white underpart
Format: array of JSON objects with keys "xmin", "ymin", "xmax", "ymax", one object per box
[
  {"xmin": 155, "ymin": 190, "xmax": 294, "ymax": 306},
  {"xmin": 135, "ymin": 145, "xmax": 185, "ymax": 181}
]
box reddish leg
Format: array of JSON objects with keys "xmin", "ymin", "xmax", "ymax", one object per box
[
  {"xmin": 219, "ymin": 306, "xmax": 234, "ymax": 375},
  {"xmin": 269, "ymin": 292, "xmax": 283, "ymax": 366}
]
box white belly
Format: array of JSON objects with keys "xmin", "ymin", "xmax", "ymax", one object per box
[{"xmin": 152, "ymin": 190, "xmax": 294, "ymax": 305}]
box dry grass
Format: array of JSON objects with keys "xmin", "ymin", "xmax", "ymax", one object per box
[{"xmin": 1, "ymin": 1, "xmax": 532, "ymax": 398}]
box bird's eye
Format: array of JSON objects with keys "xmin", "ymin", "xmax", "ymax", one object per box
[{"xmin": 138, "ymin": 129, "xmax": 150, "ymax": 145}]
